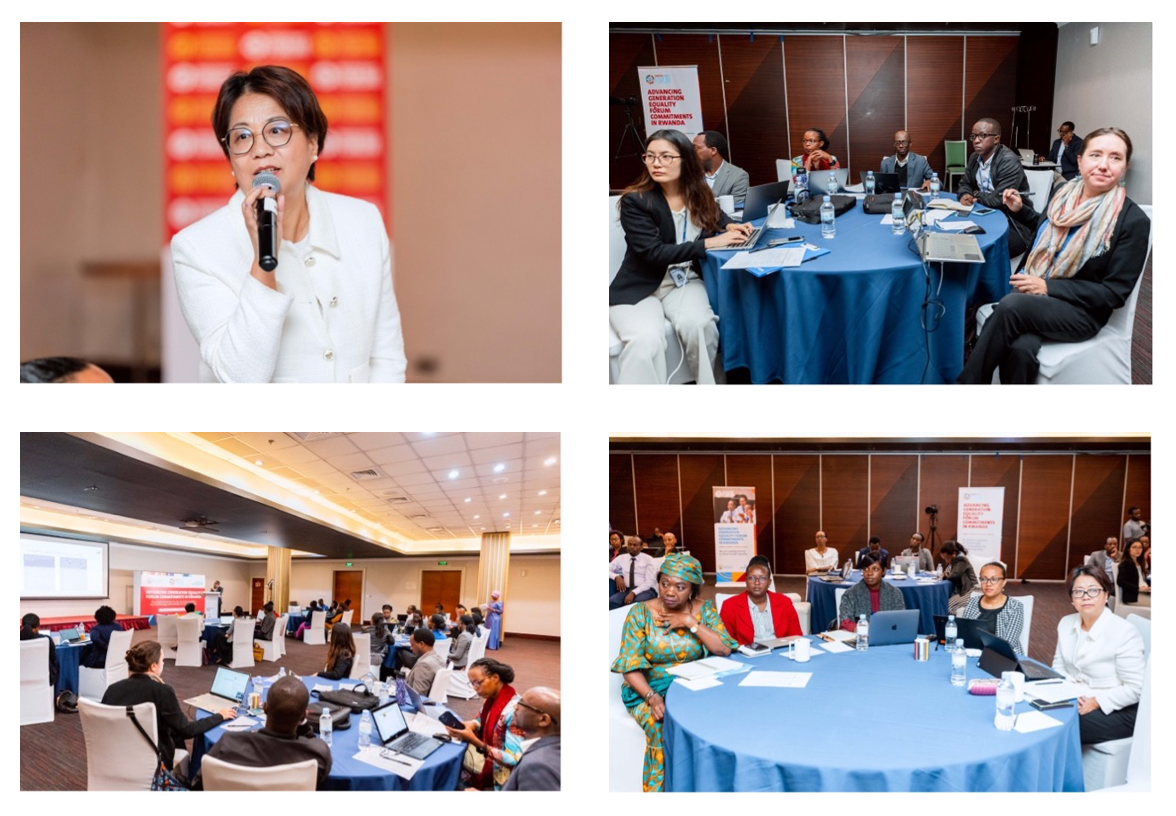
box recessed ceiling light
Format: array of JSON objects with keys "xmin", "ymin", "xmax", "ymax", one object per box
[
  {"xmin": 448, "ymin": 469, "xmax": 459, "ymax": 479},
  {"xmin": 503, "ymin": 512, "xmax": 510, "ymax": 517},
  {"xmin": 255, "ymin": 459, "xmax": 264, "ymax": 466},
  {"xmin": 544, "ymin": 456, "xmax": 557, "ymax": 466},
  {"xmin": 538, "ymin": 490, "xmax": 547, "ymax": 496},
  {"xmin": 498, "ymin": 493, "xmax": 507, "ymax": 500},
  {"xmin": 493, "ymin": 463, "xmax": 506, "ymax": 473},
  {"xmin": 534, "ymin": 510, "xmax": 541, "ymax": 515},
  {"xmin": 480, "ymin": 527, "xmax": 486, "ymax": 530},
  {"xmin": 532, "ymin": 524, "xmax": 537, "ymax": 528},
  {"xmin": 555, "ymin": 519, "xmax": 560, "ymax": 525},
  {"xmin": 474, "ymin": 515, "xmax": 480, "ymax": 519},
  {"xmin": 463, "ymin": 497, "xmax": 471, "ymax": 503}
]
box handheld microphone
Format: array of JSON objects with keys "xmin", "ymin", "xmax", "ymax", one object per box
[{"xmin": 253, "ymin": 172, "xmax": 280, "ymax": 271}]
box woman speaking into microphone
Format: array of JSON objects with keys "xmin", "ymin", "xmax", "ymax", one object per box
[{"xmin": 172, "ymin": 66, "xmax": 406, "ymax": 382}]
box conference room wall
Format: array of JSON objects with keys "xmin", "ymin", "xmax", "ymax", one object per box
[
  {"xmin": 289, "ymin": 554, "xmax": 560, "ymax": 637},
  {"xmin": 1053, "ymin": 22, "xmax": 1152, "ymax": 204},
  {"xmin": 610, "ymin": 450, "xmax": 1150, "ymax": 581}
]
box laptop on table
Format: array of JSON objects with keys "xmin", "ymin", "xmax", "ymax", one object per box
[
  {"xmin": 866, "ymin": 610, "xmax": 920, "ymax": 646},
  {"xmin": 184, "ymin": 666, "xmax": 250, "ymax": 713},
  {"xmin": 933, "ymin": 614, "xmax": 993, "ymax": 650},
  {"xmin": 976, "ymin": 629, "xmax": 1065, "ymax": 681},
  {"xmin": 57, "ymin": 627, "xmax": 83, "ymax": 643},
  {"xmin": 371, "ymin": 701, "xmax": 443, "ymax": 760}
]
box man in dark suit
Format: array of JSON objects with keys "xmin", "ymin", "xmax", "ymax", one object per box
[
  {"xmin": 693, "ymin": 130, "xmax": 750, "ymax": 207},
  {"xmin": 1047, "ymin": 121, "xmax": 1084, "ymax": 181},
  {"xmin": 957, "ymin": 117, "xmax": 1033, "ymax": 256},
  {"xmin": 502, "ymin": 687, "xmax": 560, "ymax": 790},
  {"xmin": 880, "ymin": 130, "xmax": 934, "ymax": 190}
]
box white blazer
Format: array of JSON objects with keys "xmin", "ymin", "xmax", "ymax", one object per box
[
  {"xmin": 1051, "ymin": 609, "xmax": 1145, "ymax": 714},
  {"xmin": 172, "ymin": 185, "xmax": 406, "ymax": 382}
]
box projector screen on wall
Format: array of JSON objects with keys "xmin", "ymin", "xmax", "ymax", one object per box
[{"xmin": 20, "ymin": 532, "xmax": 110, "ymax": 599}]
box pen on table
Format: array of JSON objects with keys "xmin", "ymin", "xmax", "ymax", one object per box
[
  {"xmin": 1033, "ymin": 679, "xmax": 1062, "ymax": 685},
  {"xmin": 382, "ymin": 753, "xmax": 412, "ymax": 767}
]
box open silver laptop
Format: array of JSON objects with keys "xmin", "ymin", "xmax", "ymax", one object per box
[
  {"xmin": 866, "ymin": 610, "xmax": 920, "ymax": 646},
  {"xmin": 184, "ymin": 666, "xmax": 249, "ymax": 712}
]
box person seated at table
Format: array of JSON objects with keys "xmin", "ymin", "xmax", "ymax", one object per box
[
  {"xmin": 389, "ymin": 614, "xmax": 429, "ymax": 677},
  {"xmin": 317, "ymin": 622, "xmax": 355, "ymax": 680},
  {"xmin": 445, "ymin": 657, "xmax": 527, "ymax": 791},
  {"xmin": 938, "ymin": 541, "xmax": 977, "ymax": 612},
  {"xmin": 880, "ymin": 130, "xmax": 933, "ymax": 191},
  {"xmin": 19, "ymin": 613, "xmax": 59, "ymax": 686},
  {"xmin": 327, "ymin": 599, "xmax": 351, "ymax": 627},
  {"xmin": 307, "ymin": 599, "xmax": 321, "ymax": 613},
  {"xmin": 1087, "ymin": 537, "xmax": 1118, "ymax": 573},
  {"xmin": 611, "ymin": 552, "xmax": 736, "ymax": 791},
  {"xmin": 791, "ymin": 127, "xmax": 840, "ymax": 182},
  {"xmin": 958, "ymin": 127, "xmax": 1150, "ymax": 384},
  {"xmin": 201, "ymin": 675, "xmax": 332, "ymax": 789},
  {"xmin": 212, "ymin": 606, "xmax": 247, "ymax": 665},
  {"xmin": 609, "ymin": 530, "xmax": 625, "ymax": 563},
  {"xmin": 720, "ymin": 555, "xmax": 802, "ymax": 645},
  {"xmin": 502, "ymin": 686, "xmax": 560, "ymax": 791},
  {"xmin": 182, "ymin": 602, "xmax": 199, "ymax": 617},
  {"xmin": 805, "ymin": 530, "xmax": 839, "ymax": 575},
  {"xmin": 610, "ymin": 534, "xmax": 659, "ymax": 609},
  {"xmin": 958, "ymin": 562, "xmax": 1025, "ymax": 649},
  {"xmin": 102, "ymin": 641, "xmax": 236, "ymax": 775},
  {"xmin": 693, "ymin": 129, "xmax": 750, "ymax": 208},
  {"xmin": 652, "ymin": 531, "xmax": 683, "ymax": 574},
  {"xmin": 254, "ymin": 600, "xmax": 276, "ymax": 640},
  {"xmin": 955, "ymin": 117, "xmax": 1033, "ymax": 257},
  {"xmin": 1047, "ymin": 121, "xmax": 1085, "ymax": 181},
  {"xmin": 1053, "ymin": 565, "xmax": 1145, "ymax": 744},
  {"xmin": 449, "ymin": 614, "xmax": 480, "ymax": 670},
  {"xmin": 429, "ymin": 612, "xmax": 449, "ymax": 640},
  {"xmin": 838, "ymin": 554, "xmax": 905, "ymax": 631},
  {"xmin": 1138, "ymin": 535, "xmax": 1150, "ymax": 577},
  {"xmin": 367, "ymin": 612, "xmax": 395, "ymax": 659},
  {"xmin": 470, "ymin": 607, "xmax": 484, "ymax": 627},
  {"xmin": 1116, "ymin": 538, "xmax": 1151, "ymax": 606},
  {"xmin": 856, "ymin": 536, "xmax": 890, "ymax": 569},
  {"xmin": 405, "ymin": 628, "xmax": 446, "ymax": 696},
  {"xmin": 901, "ymin": 532, "xmax": 936, "ymax": 572},
  {"xmin": 609, "ymin": 128, "xmax": 753, "ymax": 385},
  {"xmin": 82, "ymin": 605, "xmax": 124, "ymax": 668}
]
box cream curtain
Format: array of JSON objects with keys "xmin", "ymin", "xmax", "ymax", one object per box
[{"xmin": 476, "ymin": 532, "xmax": 511, "ymax": 643}]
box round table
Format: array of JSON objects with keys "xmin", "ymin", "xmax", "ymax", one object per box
[
  {"xmin": 807, "ymin": 571, "xmax": 951, "ymax": 635},
  {"xmin": 662, "ymin": 642, "xmax": 1083, "ymax": 791},
  {"xmin": 191, "ymin": 676, "xmax": 465, "ymax": 790},
  {"xmin": 703, "ymin": 193, "xmax": 1011, "ymax": 383},
  {"xmin": 53, "ymin": 639, "xmax": 85, "ymax": 696}
]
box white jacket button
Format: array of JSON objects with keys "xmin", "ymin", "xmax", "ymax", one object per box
[
  {"xmin": 305, "ymin": 256, "xmax": 316, "ymax": 267},
  {"xmin": 323, "ymin": 349, "xmax": 334, "ymax": 361},
  {"xmin": 329, "ymin": 297, "xmax": 338, "ymax": 308}
]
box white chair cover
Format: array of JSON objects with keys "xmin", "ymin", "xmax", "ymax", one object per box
[
  {"xmin": 78, "ymin": 698, "xmax": 160, "ymax": 790},
  {"xmin": 20, "ymin": 638, "xmax": 53, "ymax": 726},
  {"xmin": 229, "ymin": 617, "xmax": 255, "ymax": 669},
  {"xmin": 200, "ymin": 755, "xmax": 318, "ymax": 791},
  {"xmin": 79, "ymin": 629, "xmax": 133, "ymax": 700},
  {"xmin": 175, "ymin": 616, "xmax": 204, "ymax": 667},
  {"xmin": 304, "ymin": 610, "xmax": 327, "ymax": 646}
]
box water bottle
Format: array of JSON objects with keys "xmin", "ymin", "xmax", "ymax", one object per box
[
  {"xmin": 243, "ymin": 676, "xmax": 254, "ymax": 709},
  {"xmin": 820, "ymin": 195, "xmax": 836, "ymax": 238},
  {"xmin": 891, "ymin": 193, "xmax": 905, "ymax": 235},
  {"xmin": 278, "ymin": 666, "xmax": 286, "ymax": 679},
  {"xmin": 908, "ymin": 562, "xmax": 917, "ymax": 580},
  {"xmin": 856, "ymin": 615, "xmax": 869, "ymax": 652},
  {"xmin": 865, "ymin": 170, "xmax": 876, "ymax": 196},
  {"xmin": 950, "ymin": 638, "xmax": 967, "ymax": 686},
  {"xmin": 795, "ymin": 170, "xmax": 809, "ymax": 204},
  {"xmin": 378, "ymin": 681, "xmax": 390, "ymax": 706},
  {"xmin": 936, "ymin": 563, "xmax": 944, "ymax": 580},
  {"xmin": 995, "ymin": 672, "xmax": 1016, "ymax": 730},
  {"xmin": 358, "ymin": 709, "xmax": 373, "ymax": 748},
  {"xmin": 362, "ymin": 671, "xmax": 376, "ymax": 695},
  {"xmin": 320, "ymin": 707, "xmax": 333, "ymax": 747},
  {"xmin": 929, "ymin": 172, "xmax": 941, "ymax": 199},
  {"xmin": 826, "ymin": 171, "xmax": 838, "ymax": 197},
  {"xmin": 945, "ymin": 614, "xmax": 957, "ymax": 644}
]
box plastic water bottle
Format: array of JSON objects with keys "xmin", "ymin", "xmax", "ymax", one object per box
[
  {"xmin": 856, "ymin": 615, "xmax": 870, "ymax": 652},
  {"xmin": 929, "ymin": 172, "xmax": 941, "ymax": 200},
  {"xmin": 945, "ymin": 614, "xmax": 957, "ymax": 644},
  {"xmin": 995, "ymin": 672, "xmax": 1016, "ymax": 730},
  {"xmin": 936, "ymin": 563, "xmax": 944, "ymax": 580},
  {"xmin": 243, "ymin": 677, "xmax": 254, "ymax": 708},
  {"xmin": 908, "ymin": 562, "xmax": 917, "ymax": 580},
  {"xmin": 358, "ymin": 709, "xmax": 373, "ymax": 748},
  {"xmin": 795, "ymin": 170, "xmax": 809, "ymax": 204},
  {"xmin": 891, "ymin": 192, "xmax": 905, "ymax": 235},
  {"xmin": 865, "ymin": 170, "xmax": 876, "ymax": 195},
  {"xmin": 950, "ymin": 638, "xmax": 967, "ymax": 686},
  {"xmin": 826, "ymin": 171, "xmax": 838, "ymax": 197},
  {"xmin": 378, "ymin": 681, "xmax": 390, "ymax": 706},
  {"xmin": 362, "ymin": 671, "xmax": 376, "ymax": 695},
  {"xmin": 820, "ymin": 195, "xmax": 836, "ymax": 238},
  {"xmin": 320, "ymin": 707, "xmax": 333, "ymax": 747}
]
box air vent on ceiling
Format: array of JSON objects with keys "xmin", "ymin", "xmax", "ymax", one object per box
[
  {"xmin": 349, "ymin": 468, "xmax": 385, "ymax": 481},
  {"xmin": 427, "ymin": 526, "xmax": 445, "ymax": 533},
  {"xmin": 384, "ymin": 496, "xmax": 410, "ymax": 504},
  {"xmin": 286, "ymin": 432, "xmax": 345, "ymax": 442}
]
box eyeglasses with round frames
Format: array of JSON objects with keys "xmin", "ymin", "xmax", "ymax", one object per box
[
  {"xmin": 222, "ymin": 119, "xmax": 300, "ymax": 155},
  {"xmin": 642, "ymin": 153, "xmax": 681, "ymax": 166}
]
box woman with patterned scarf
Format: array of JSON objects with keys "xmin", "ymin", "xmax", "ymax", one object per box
[
  {"xmin": 958, "ymin": 127, "xmax": 1150, "ymax": 384},
  {"xmin": 611, "ymin": 552, "xmax": 737, "ymax": 792},
  {"xmin": 445, "ymin": 657, "xmax": 525, "ymax": 790}
]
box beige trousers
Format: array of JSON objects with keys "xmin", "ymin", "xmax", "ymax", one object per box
[{"xmin": 609, "ymin": 270, "xmax": 719, "ymax": 384}]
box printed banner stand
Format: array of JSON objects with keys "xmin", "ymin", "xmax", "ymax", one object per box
[
  {"xmin": 713, "ymin": 486, "xmax": 757, "ymax": 583},
  {"xmin": 637, "ymin": 65, "xmax": 703, "ymax": 139},
  {"xmin": 957, "ymin": 487, "xmax": 1005, "ymax": 566}
]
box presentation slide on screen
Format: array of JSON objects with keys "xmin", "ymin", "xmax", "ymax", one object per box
[
  {"xmin": 135, "ymin": 570, "xmax": 207, "ymax": 616},
  {"xmin": 20, "ymin": 533, "xmax": 109, "ymax": 599}
]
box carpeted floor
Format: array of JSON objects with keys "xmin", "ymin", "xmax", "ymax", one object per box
[{"xmin": 21, "ymin": 627, "xmax": 559, "ymax": 791}]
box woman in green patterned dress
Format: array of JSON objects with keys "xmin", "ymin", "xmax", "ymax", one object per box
[{"xmin": 611, "ymin": 552, "xmax": 737, "ymax": 791}]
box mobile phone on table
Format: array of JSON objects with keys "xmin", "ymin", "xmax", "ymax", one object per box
[{"xmin": 1029, "ymin": 698, "xmax": 1073, "ymax": 711}]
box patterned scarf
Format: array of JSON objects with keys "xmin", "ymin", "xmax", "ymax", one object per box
[
  {"xmin": 1024, "ymin": 177, "xmax": 1125, "ymax": 280},
  {"xmin": 475, "ymin": 683, "xmax": 517, "ymax": 789}
]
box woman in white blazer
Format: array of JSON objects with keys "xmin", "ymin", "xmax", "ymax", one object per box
[
  {"xmin": 171, "ymin": 65, "xmax": 406, "ymax": 383},
  {"xmin": 1052, "ymin": 564, "xmax": 1145, "ymax": 744}
]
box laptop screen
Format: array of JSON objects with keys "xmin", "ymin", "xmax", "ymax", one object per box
[
  {"xmin": 210, "ymin": 667, "xmax": 250, "ymax": 703},
  {"xmin": 219, "ymin": 614, "xmax": 234, "ymax": 625},
  {"xmin": 372, "ymin": 702, "xmax": 409, "ymax": 744},
  {"xmin": 58, "ymin": 628, "xmax": 79, "ymax": 642}
]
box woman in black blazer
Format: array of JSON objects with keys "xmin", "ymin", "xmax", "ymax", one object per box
[
  {"xmin": 959, "ymin": 127, "xmax": 1150, "ymax": 384},
  {"xmin": 101, "ymin": 641, "xmax": 237, "ymax": 771},
  {"xmin": 609, "ymin": 128, "xmax": 752, "ymax": 384},
  {"xmin": 1116, "ymin": 538, "xmax": 1151, "ymax": 605},
  {"xmin": 318, "ymin": 622, "xmax": 355, "ymax": 679}
]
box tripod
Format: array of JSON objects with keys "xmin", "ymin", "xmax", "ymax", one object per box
[{"xmin": 613, "ymin": 100, "xmax": 645, "ymax": 161}]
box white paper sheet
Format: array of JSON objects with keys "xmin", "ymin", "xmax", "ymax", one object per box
[
  {"xmin": 738, "ymin": 671, "xmax": 812, "ymax": 688},
  {"xmin": 407, "ymin": 711, "xmax": 450, "ymax": 736},
  {"xmin": 922, "ymin": 210, "xmax": 954, "ymax": 225},
  {"xmin": 720, "ymin": 247, "xmax": 805, "ymax": 270},
  {"xmin": 666, "ymin": 662, "xmax": 715, "ymax": 680},
  {"xmin": 816, "ymin": 639, "xmax": 854, "ymax": 654},
  {"xmin": 1026, "ymin": 680, "xmax": 1087, "ymax": 703},
  {"xmin": 352, "ymin": 745, "xmax": 424, "ymax": 780},
  {"xmin": 1013, "ymin": 710, "xmax": 1064, "ymax": 733},
  {"xmin": 696, "ymin": 656, "xmax": 745, "ymax": 672},
  {"xmin": 674, "ymin": 676, "xmax": 724, "ymax": 692},
  {"xmin": 936, "ymin": 220, "xmax": 978, "ymax": 231},
  {"xmin": 311, "ymin": 683, "xmax": 336, "ymax": 693}
]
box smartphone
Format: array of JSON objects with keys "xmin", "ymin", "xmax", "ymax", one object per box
[
  {"xmin": 438, "ymin": 710, "xmax": 464, "ymax": 729},
  {"xmin": 1029, "ymin": 698, "xmax": 1074, "ymax": 711}
]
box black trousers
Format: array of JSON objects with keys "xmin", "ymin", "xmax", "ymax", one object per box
[
  {"xmin": 957, "ymin": 293, "xmax": 1100, "ymax": 384},
  {"xmin": 1079, "ymin": 703, "xmax": 1138, "ymax": 744}
]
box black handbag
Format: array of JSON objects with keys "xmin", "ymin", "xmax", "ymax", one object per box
[
  {"xmin": 316, "ymin": 685, "xmax": 380, "ymax": 713},
  {"xmin": 791, "ymin": 194, "xmax": 856, "ymax": 224},
  {"xmin": 307, "ymin": 701, "xmax": 353, "ymax": 731},
  {"xmin": 862, "ymin": 194, "xmax": 896, "ymax": 215},
  {"xmin": 125, "ymin": 707, "xmax": 190, "ymax": 791}
]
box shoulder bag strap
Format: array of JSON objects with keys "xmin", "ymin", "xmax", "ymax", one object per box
[{"xmin": 125, "ymin": 706, "xmax": 165, "ymax": 763}]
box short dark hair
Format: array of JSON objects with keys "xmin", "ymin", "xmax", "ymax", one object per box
[
  {"xmin": 868, "ymin": 536, "xmax": 881, "ymax": 546},
  {"xmin": 412, "ymin": 627, "xmax": 435, "ymax": 647},
  {"xmin": 1068, "ymin": 564, "xmax": 1114, "ymax": 595},
  {"xmin": 1061, "ymin": 121, "xmax": 1075, "ymax": 131},
  {"xmin": 211, "ymin": 65, "xmax": 328, "ymax": 181},
  {"xmin": 263, "ymin": 601, "xmax": 274, "ymax": 612},
  {"xmin": 233, "ymin": 605, "xmax": 245, "ymax": 616},
  {"xmin": 382, "ymin": 604, "xmax": 393, "ymax": 613},
  {"xmin": 21, "ymin": 613, "xmax": 40, "ymax": 631},
  {"xmin": 266, "ymin": 676, "xmax": 310, "ymax": 733},
  {"xmin": 746, "ymin": 555, "xmax": 772, "ymax": 574},
  {"xmin": 912, "ymin": 532, "xmax": 925, "ymax": 542},
  {"xmin": 976, "ymin": 117, "xmax": 1002, "ymax": 136},
  {"xmin": 700, "ymin": 130, "xmax": 730, "ymax": 161},
  {"xmin": 94, "ymin": 605, "xmax": 117, "ymax": 625},
  {"xmin": 1127, "ymin": 505, "xmax": 1140, "ymax": 515},
  {"xmin": 460, "ymin": 614, "xmax": 478, "ymax": 635},
  {"xmin": 430, "ymin": 613, "xmax": 447, "ymax": 630},
  {"xmin": 184, "ymin": 603, "xmax": 196, "ymax": 613},
  {"xmin": 470, "ymin": 657, "xmax": 515, "ymax": 684},
  {"xmin": 859, "ymin": 553, "xmax": 884, "ymax": 570},
  {"xmin": 20, "ymin": 356, "xmax": 91, "ymax": 383},
  {"xmin": 981, "ymin": 561, "xmax": 1007, "ymax": 579}
]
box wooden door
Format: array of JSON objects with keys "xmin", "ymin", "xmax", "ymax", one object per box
[
  {"xmin": 333, "ymin": 570, "xmax": 364, "ymax": 619},
  {"xmin": 420, "ymin": 571, "xmax": 461, "ymax": 618},
  {"xmin": 251, "ymin": 578, "xmax": 265, "ymax": 615}
]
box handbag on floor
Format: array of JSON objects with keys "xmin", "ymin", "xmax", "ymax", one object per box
[{"xmin": 125, "ymin": 706, "xmax": 190, "ymax": 791}]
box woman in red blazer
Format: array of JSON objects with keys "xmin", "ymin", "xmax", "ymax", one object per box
[{"xmin": 719, "ymin": 556, "xmax": 802, "ymax": 645}]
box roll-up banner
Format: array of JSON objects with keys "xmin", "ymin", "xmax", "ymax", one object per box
[
  {"xmin": 638, "ymin": 65, "xmax": 702, "ymax": 139},
  {"xmin": 134, "ymin": 571, "xmax": 207, "ymax": 616},
  {"xmin": 957, "ymin": 487, "xmax": 1005, "ymax": 565},
  {"xmin": 714, "ymin": 486, "xmax": 757, "ymax": 582}
]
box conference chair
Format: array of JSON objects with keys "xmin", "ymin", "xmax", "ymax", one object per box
[
  {"xmin": 78, "ymin": 698, "xmax": 188, "ymax": 790},
  {"xmin": 20, "ymin": 638, "xmax": 54, "ymax": 726},
  {"xmin": 1094, "ymin": 650, "xmax": 1152, "ymax": 793},
  {"xmin": 157, "ymin": 614, "xmax": 179, "ymax": 658},
  {"xmin": 200, "ymin": 755, "xmax": 318, "ymax": 791},
  {"xmin": 277, "ymin": 613, "xmax": 290, "ymax": 657},
  {"xmin": 1023, "ymin": 166, "xmax": 1056, "ymax": 212},
  {"xmin": 1127, "ymin": 614, "xmax": 1150, "ymax": 661},
  {"xmin": 304, "ymin": 610, "xmax": 327, "ymax": 646},
  {"xmin": 428, "ymin": 667, "xmax": 453, "ymax": 704},
  {"xmin": 1015, "ymin": 594, "xmax": 1034, "ymax": 656},
  {"xmin": 175, "ymin": 616, "xmax": 204, "ymax": 667},
  {"xmin": 350, "ymin": 632, "xmax": 372, "ymax": 680},
  {"xmin": 229, "ymin": 617, "xmax": 255, "ymax": 670},
  {"xmin": 608, "ymin": 194, "xmax": 692, "ymax": 385},
  {"xmin": 1081, "ymin": 614, "xmax": 1151, "ymax": 790},
  {"xmin": 608, "ymin": 606, "xmax": 646, "ymax": 793},
  {"xmin": 833, "ymin": 588, "xmax": 847, "ymax": 631},
  {"xmin": 944, "ymin": 141, "xmax": 966, "ymax": 191},
  {"xmin": 775, "ymin": 159, "xmax": 790, "ymax": 182},
  {"xmin": 432, "ymin": 637, "xmax": 449, "ymax": 658},
  {"xmin": 78, "ymin": 628, "xmax": 134, "ymax": 700},
  {"xmin": 448, "ymin": 629, "xmax": 493, "ymax": 699},
  {"xmin": 258, "ymin": 614, "xmax": 289, "ymax": 662}
]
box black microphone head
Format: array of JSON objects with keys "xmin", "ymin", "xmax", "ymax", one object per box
[{"xmin": 252, "ymin": 171, "xmax": 280, "ymax": 194}]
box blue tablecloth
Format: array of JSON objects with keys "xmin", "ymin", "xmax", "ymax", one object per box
[
  {"xmin": 287, "ymin": 614, "xmax": 305, "ymax": 633},
  {"xmin": 702, "ymin": 195, "xmax": 1011, "ymax": 383},
  {"xmin": 54, "ymin": 640, "xmax": 84, "ymax": 696},
  {"xmin": 662, "ymin": 643, "xmax": 1083, "ymax": 791},
  {"xmin": 190, "ymin": 676, "xmax": 464, "ymax": 790},
  {"xmin": 808, "ymin": 572, "xmax": 951, "ymax": 635}
]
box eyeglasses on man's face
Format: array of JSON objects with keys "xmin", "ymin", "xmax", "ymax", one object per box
[{"xmin": 968, "ymin": 132, "xmax": 996, "ymax": 142}]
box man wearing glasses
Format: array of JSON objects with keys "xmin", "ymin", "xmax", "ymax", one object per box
[
  {"xmin": 880, "ymin": 130, "xmax": 933, "ymax": 191},
  {"xmin": 956, "ymin": 117, "xmax": 1033, "ymax": 256},
  {"xmin": 1046, "ymin": 121, "xmax": 1084, "ymax": 180}
]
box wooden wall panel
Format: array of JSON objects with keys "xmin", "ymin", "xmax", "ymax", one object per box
[
  {"xmin": 772, "ymin": 455, "xmax": 822, "ymax": 574},
  {"xmin": 869, "ymin": 455, "xmax": 919, "ymax": 550},
  {"xmin": 846, "ymin": 36, "xmax": 906, "ymax": 180},
  {"xmin": 678, "ymin": 454, "xmax": 726, "ymax": 572},
  {"xmin": 1124, "ymin": 454, "xmax": 1151, "ymax": 534},
  {"xmin": 631, "ymin": 454, "xmax": 679, "ymax": 544},
  {"xmin": 821, "ymin": 455, "xmax": 868, "ymax": 556},
  {"xmin": 651, "ymin": 34, "xmax": 725, "ymax": 141},
  {"xmin": 1017, "ymin": 456, "xmax": 1074, "ymax": 579},
  {"xmin": 968, "ymin": 455, "xmax": 1022, "ymax": 574},
  {"xmin": 609, "ymin": 33, "xmax": 655, "ymax": 191},
  {"xmin": 1069, "ymin": 455, "xmax": 1127, "ymax": 570},
  {"xmin": 906, "ymin": 36, "xmax": 964, "ymax": 179},
  {"xmin": 724, "ymin": 454, "xmax": 776, "ymax": 570},
  {"xmin": 964, "ymin": 36, "xmax": 1020, "ymax": 146},
  {"xmin": 717, "ymin": 34, "xmax": 788, "ymax": 187},
  {"xmin": 608, "ymin": 453, "xmax": 637, "ymax": 540},
  {"xmin": 918, "ymin": 454, "xmax": 969, "ymax": 544},
  {"xmin": 783, "ymin": 36, "xmax": 848, "ymax": 166}
]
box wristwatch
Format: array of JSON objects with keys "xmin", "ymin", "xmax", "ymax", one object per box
[{"xmin": 688, "ymin": 618, "xmax": 699, "ymax": 634}]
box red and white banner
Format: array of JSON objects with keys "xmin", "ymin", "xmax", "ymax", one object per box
[
  {"xmin": 957, "ymin": 487, "xmax": 1005, "ymax": 566},
  {"xmin": 638, "ymin": 65, "xmax": 702, "ymax": 138},
  {"xmin": 163, "ymin": 22, "xmax": 388, "ymax": 240},
  {"xmin": 135, "ymin": 570, "xmax": 207, "ymax": 616}
]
